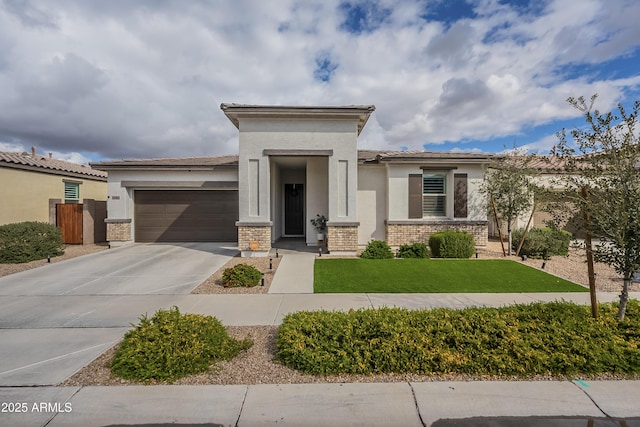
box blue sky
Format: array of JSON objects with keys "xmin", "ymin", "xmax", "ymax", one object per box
[{"xmin": 0, "ymin": 0, "xmax": 639, "ymax": 164}]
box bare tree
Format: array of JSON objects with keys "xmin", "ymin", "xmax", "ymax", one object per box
[{"xmin": 555, "ymin": 95, "xmax": 640, "ymax": 320}]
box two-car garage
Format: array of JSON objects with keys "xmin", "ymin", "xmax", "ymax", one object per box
[{"xmin": 134, "ymin": 190, "xmax": 238, "ymax": 242}]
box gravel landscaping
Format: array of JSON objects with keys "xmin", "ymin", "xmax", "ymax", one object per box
[{"xmin": 191, "ymin": 255, "xmax": 281, "ymax": 294}]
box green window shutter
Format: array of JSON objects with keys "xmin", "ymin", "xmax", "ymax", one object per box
[{"xmin": 64, "ymin": 182, "xmax": 80, "ymax": 202}]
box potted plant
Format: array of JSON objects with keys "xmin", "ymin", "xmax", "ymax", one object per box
[{"xmin": 310, "ymin": 214, "xmax": 327, "ymax": 241}]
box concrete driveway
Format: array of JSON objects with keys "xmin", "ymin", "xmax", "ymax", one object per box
[
  {"xmin": 0, "ymin": 243, "xmax": 237, "ymax": 296},
  {"xmin": 0, "ymin": 243, "xmax": 236, "ymax": 386}
]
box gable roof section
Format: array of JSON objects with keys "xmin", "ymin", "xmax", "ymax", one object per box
[
  {"xmin": 91, "ymin": 155, "xmax": 239, "ymax": 171},
  {"xmin": 0, "ymin": 151, "xmax": 107, "ymax": 180},
  {"xmin": 220, "ymin": 104, "xmax": 376, "ymax": 135}
]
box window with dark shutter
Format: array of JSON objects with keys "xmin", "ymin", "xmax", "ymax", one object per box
[
  {"xmin": 423, "ymin": 173, "xmax": 446, "ymax": 217},
  {"xmin": 454, "ymin": 173, "xmax": 468, "ymax": 218}
]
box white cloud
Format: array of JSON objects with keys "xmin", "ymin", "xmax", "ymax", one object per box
[{"xmin": 0, "ymin": 0, "xmax": 639, "ymax": 159}]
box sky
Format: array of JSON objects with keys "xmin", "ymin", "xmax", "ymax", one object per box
[{"xmin": 1, "ymin": 0, "xmax": 639, "ymax": 165}]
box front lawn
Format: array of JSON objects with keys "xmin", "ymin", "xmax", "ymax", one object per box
[{"xmin": 314, "ymin": 259, "xmax": 587, "ymax": 293}]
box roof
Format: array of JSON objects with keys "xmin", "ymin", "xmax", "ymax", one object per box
[
  {"xmin": 220, "ymin": 103, "xmax": 376, "ymax": 135},
  {"xmin": 0, "ymin": 151, "xmax": 107, "ymax": 180},
  {"xmin": 93, "ymin": 151, "xmax": 493, "ymax": 171},
  {"xmin": 91, "ymin": 155, "xmax": 239, "ymax": 170},
  {"xmin": 358, "ymin": 150, "xmax": 493, "ymax": 163}
]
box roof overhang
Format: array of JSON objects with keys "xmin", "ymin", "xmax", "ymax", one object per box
[{"xmin": 220, "ymin": 104, "xmax": 376, "ymax": 135}]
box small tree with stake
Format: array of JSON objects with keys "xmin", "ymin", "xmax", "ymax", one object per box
[
  {"xmin": 480, "ymin": 150, "xmax": 538, "ymax": 256},
  {"xmin": 554, "ymin": 95, "xmax": 640, "ymax": 320}
]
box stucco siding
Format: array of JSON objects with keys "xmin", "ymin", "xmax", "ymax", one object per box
[
  {"xmin": 0, "ymin": 167, "xmax": 106, "ymax": 225},
  {"xmin": 357, "ymin": 165, "xmax": 386, "ymax": 244},
  {"xmin": 306, "ymin": 157, "xmax": 328, "ymax": 245},
  {"xmin": 387, "ymin": 164, "xmax": 487, "ymax": 221}
]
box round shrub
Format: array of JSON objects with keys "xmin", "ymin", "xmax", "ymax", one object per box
[
  {"xmin": 111, "ymin": 306, "xmax": 252, "ymax": 382},
  {"xmin": 221, "ymin": 263, "xmax": 262, "ymax": 287},
  {"xmin": 360, "ymin": 240, "xmax": 394, "ymax": 259},
  {"xmin": 428, "ymin": 230, "xmax": 475, "ymax": 258},
  {"xmin": 512, "ymin": 227, "xmax": 572, "ymax": 259},
  {"xmin": 398, "ymin": 242, "xmax": 429, "ymax": 259},
  {"xmin": 0, "ymin": 221, "xmax": 64, "ymax": 263}
]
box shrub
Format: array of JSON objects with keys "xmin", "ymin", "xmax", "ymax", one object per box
[
  {"xmin": 111, "ymin": 307, "xmax": 252, "ymax": 382},
  {"xmin": 221, "ymin": 263, "xmax": 262, "ymax": 287},
  {"xmin": 428, "ymin": 230, "xmax": 475, "ymax": 258},
  {"xmin": 360, "ymin": 240, "xmax": 394, "ymax": 259},
  {"xmin": 276, "ymin": 300, "xmax": 640, "ymax": 376},
  {"xmin": 512, "ymin": 227, "xmax": 572, "ymax": 259},
  {"xmin": 398, "ymin": 242, "xmax": 429, "ymax": 259},
  {"xmin": 0, "ymin": 221, "xmax": 64, "ymax": 263}
]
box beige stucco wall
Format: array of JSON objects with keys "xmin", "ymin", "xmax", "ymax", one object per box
[
  {"xmin": 357, "ymin": 164, "xmax": 386, "ymax": 244},
  {"xmin": 0, "ymin": 167, "xmax": 106, "ymax": 225},
  {"xmin": 238, "ymin": 118, "xmax": 359, "ymax": 226},
  {"xmin": 306, "ymin": 157, "xmax": 329, "ymax": 245},
  {"xmin": 387, "ymin": 163, "xmax": 486, "ymax": 221}
]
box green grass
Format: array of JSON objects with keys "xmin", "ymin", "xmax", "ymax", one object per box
[
  {"xmin": 277, "ymin": 301, "xmax": 640, "ymax": 376},
  {"xmin": 314, "ymin": 259, "xmax": 587, "ymax": 293}
]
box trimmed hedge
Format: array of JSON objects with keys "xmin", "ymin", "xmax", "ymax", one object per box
[
  {"xmin": 512, "ymin": 227, "xmax": 572, "ymax": 259},
  {"xmin": 0, "ymin": 221, "xmax": 64, "ymax": 263},
  {"xmin": 276, "ymin": 301, "xmax": 640, "ymax": 376},
  {"xmin": 360, "ymin": 240, "xmax": 394, "ymax": 259},
  {"xmin": 398, "ymin": 242, "xmax": 429, "ymax": 259},
  {"xmin": 221, "ymin": 263, "xmax": 262, "ymax": 287},
  {"xmin": 111, "ymin": 307, "xmax": 252, "ymax": 382},
  {"xmin": 428, "ymin": 230, "xmax": 475, "ymax": 258}
]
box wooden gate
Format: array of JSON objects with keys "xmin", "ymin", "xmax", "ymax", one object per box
[{"xmin": 57, "ymin": 204, "xmax": 83, "ymax": 244}]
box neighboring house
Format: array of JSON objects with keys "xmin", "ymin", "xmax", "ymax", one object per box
[
  {"xmin": 93, "ymin": 104, "xmax": 491, "ymax": 255},
  {"xmin": 0, "ymin": 149, "xmax": 108, "ymax": 244}
]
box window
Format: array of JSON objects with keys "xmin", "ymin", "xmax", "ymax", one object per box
[
  {"xmin": 64, "ymin": 181, "xmax": 80, "ymax": 204},
  {"xmin": 423, "ymin": 173, "xmax": 446, "ymax": 216}
]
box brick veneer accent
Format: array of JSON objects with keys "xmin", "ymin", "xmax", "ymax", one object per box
[
  {"xmin": 105, "ymin": 219, "xmax": 132, "ymax": 242},
  {"xmin": 386, "ymin": 220, "xmax": 488, "ymax": 247},
  {"xmin": 327, "ymin": 223, "xmax": 359, "ymax": 252},
  {"xmin": 237, "ymin": 222, "xmax": 272, "ymax": 253}
]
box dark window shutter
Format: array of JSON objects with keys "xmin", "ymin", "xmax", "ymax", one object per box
[
  {"xmin": 454, "ymin": 173, "xmax": 468, "ymax": 218},
  {"xmin": 409, "ymin": 174, "xmax": 423, "ymax": 218}
]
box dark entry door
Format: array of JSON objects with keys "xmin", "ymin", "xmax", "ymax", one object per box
[
  {"xmin": 284, "ymin": 184, "xmax": 304, "ymax": 235},
  {"xmin": 57, "ymin": 203, "xmax": 83, "ymax": 244}
]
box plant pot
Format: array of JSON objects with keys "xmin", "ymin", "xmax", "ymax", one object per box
[{"xmin": 317, "ymin": 233, "xmax": 325, "ymax": 241}]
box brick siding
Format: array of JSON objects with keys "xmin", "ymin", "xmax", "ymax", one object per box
[
  {"xmin": 237, "ymin": 224, "xmax": 272, "ymax": 253},
  {"xmin": 386, "ymin": 220, "xmax": 488, "ymax": 247},
  {"xmin": 327, "ymin": 224, "xmax": 359, "ymax": 252}
]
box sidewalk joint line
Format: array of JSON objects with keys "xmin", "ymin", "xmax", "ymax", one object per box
[
  {"xmin": 570, "ymin": 380, "xmax": 615, "ymax": 422},
  {"xmin": 272, "ymin": 295, "xmax": 285, "ymax": 326},
  {"xmin": 234, "ymin": 385, "xmax": 249, "ymax": 427},
  {"xmin": 43, "ymin": 385, "xmax": 83, "ymax": 426},
  {"xmin": 408, "ymin": 382, "xmax": 427, "ymax": 427}
]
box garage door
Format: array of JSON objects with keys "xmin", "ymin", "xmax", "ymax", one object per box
[{"xmin": 135, "ymin": 190, "xmax": 238, "ymax": 242}]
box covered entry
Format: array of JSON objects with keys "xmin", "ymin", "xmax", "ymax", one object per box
[{"xmin": 134, "ymin": 190, "xmax": 238, "ymax": 242}]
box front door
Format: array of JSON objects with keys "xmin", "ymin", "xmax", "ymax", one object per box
[{"xmin": 284, "ymin": 183, "xmax": 304, "ymax": 235}]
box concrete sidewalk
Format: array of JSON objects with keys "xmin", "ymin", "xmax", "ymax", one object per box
[{"xmin": 1, "ymin": 380, "xmax": 639, "ymax": 426}]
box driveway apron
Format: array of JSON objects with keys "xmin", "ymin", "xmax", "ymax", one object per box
[{"xmin": 0, "ymin": 243, "xmax": 236, "ymax": 386}]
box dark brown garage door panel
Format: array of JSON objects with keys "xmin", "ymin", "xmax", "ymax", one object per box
[{"xmin": 135, "ymin": 190, "xmax": 238, "ymax": 242}]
